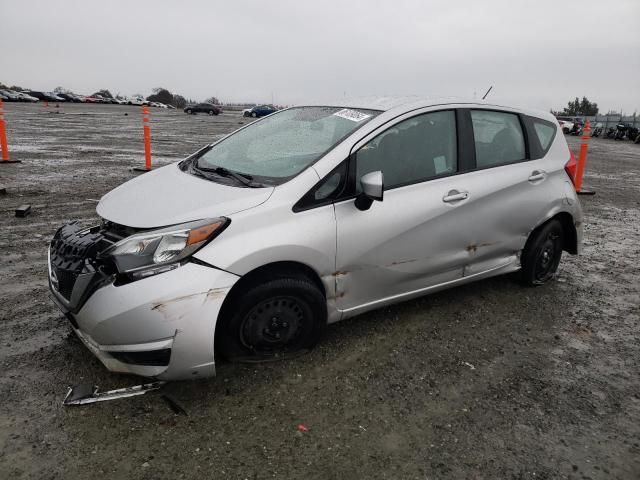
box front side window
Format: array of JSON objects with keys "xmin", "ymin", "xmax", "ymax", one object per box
[
  {"xmin": 356, "ymin": 110, "xmax": 457, "ymax": 191},
  {"xmin": 194, "ymin": 106, "xmax": 379, "ymax": 183},
  {"xmin": 471, "ymin": 110, "xmax": 525, "ymax": 168}
]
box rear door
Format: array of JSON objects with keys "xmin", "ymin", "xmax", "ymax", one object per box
[
  {"xmin": 456, "ymin": 109, "xmax": 558, "ymax": 276},
  {"xmin": 334, "ymin": 109, "xmax": 474, "ymax": 313}
]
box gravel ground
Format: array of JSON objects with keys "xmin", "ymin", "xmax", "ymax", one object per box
[{"xmin": 0, "ymin": 103, "xmax": 639, "ymax": 479}]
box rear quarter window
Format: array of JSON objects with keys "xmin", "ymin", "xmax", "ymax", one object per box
[
  {"xmin": 524, "ymin": 116, "xmax": 557, "ymax": 158},
  {"xmin": 533, "ymin": 120, "xmax": 556, "ymax": 152}
]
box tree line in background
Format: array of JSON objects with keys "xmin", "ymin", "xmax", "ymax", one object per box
[{"xmin": 552, "ymin": 96, "xmax": 599, "ymax": 116}]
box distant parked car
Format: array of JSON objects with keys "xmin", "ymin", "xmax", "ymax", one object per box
[
  {"xmin": 14, "ymin": 91, "xmax": 39, "ymax": 102},
  {"xmin": 243, "ymin": 104, "xmax": 277, "ymax": 118},
  {"xmin": 47, "ymin": 92, "xmax": 66, "ymax": 102},
  {"xmin": 94, "ymin": 95, "xmax": 118, "ymax": 104},
  {"xmin": 127, "ymin": 96, "xmax": 148, "ymax": 106},
  {"xmin": 0, "ymin": 89, "xmax": 22, "ymax": 102},
  {"xmin": 57, "ymin": 93, "xmax": 83, "ymax": 103},
  {"xmin": 184, "ymin": 103, "xmax": 222, "ymax": 115},
  {"xmin": 0, "ymin": 93, "xmax": 7, "ymax": 101},
  {"xmin": 24, "ymin": 91, "xmax": 62, "ymax": 102},
  {"xmin": 556, "ymin": 116, "xmax": 585, "ymax": 134}
]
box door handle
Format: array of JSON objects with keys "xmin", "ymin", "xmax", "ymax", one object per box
[
  {"xmin": 528, "ymin": 170, "xmax": 546, "ymax": 182},
  {"xmin": 442, "ymin": 190, "xmax": 469, "ymax": 203}
]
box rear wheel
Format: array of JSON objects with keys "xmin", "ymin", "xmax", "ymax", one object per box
[
  {"xmin": 251, "ymin": 112, "xmax": 257, "ymax": 118},
  {"xmin": 520, "ymin": 220, "xmax": 564, "ymax": 286},
  {"xmin": 208, "ymin": 110, "xmax": 215, "ymax": 115},
  {"xmin": 216, "ymin": 277, "xmax": 326, "ymax": 361}
]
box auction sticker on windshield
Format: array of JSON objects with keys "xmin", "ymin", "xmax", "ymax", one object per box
[{"xmin": 333, "ymin": 109, "xmax": 371, "ymax": 122}]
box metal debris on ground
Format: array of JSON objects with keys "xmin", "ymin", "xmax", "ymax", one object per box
[
  {"xmin": 15, "ymin": 204, "xmax": 31, "ymax": 217},
  {"xmin": 63, "ymin": 381, "xmax": 166, "ymax": 405}
]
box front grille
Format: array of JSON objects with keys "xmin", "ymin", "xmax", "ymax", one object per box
[
  {"xmin": 49, "ymin": 222, "xmax": 104, "ymax": 300},
  {"xmin": 53, "ymin": 267, "xmax": 77, "ymax": 300}
]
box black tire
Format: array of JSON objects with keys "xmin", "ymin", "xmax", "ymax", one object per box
[
  {"xmin": 251, "ymin": 112, "xmax": 257, "ymax": 118},
  {"xmin": 520, "ymin": 219, "xmax": 564, "ymax": 286},
  {"xmin": 208, "ymin": 110, "xmax": 214, "ymax": 115},
  {"xmin": 215, "ymin": 277, "xmax": 326, "ymax": 361},
  {"xmin": 186, "ymin": 108, "xmax": 192, "ymax": 114}
]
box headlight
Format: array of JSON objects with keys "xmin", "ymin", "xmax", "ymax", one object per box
[{"xmin": 102, "ymin": 218, "xmax": 228, "ymax": 274}]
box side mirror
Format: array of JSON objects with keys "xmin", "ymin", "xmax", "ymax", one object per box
[{"xmin": 355, "ymin": 171, "xmax": 384, "ymax": 211}]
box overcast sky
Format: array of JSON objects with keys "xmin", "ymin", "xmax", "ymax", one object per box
[{"xmin": 2, "ymin": 0, "xmax": 639, "ymax": 113}]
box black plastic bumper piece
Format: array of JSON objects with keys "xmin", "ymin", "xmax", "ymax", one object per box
[{"xmin": 108, "ymin": 348, "xmax": 172, "ymax": 367}]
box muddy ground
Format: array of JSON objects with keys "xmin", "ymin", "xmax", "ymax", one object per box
[{"xmin": 0, "ymin": 103, "xmax": 638, "ymax": 479}]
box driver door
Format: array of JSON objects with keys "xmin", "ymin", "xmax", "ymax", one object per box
[{"xmin": 334, "ymin": 109, "xmax": 472, "ymax": 314}]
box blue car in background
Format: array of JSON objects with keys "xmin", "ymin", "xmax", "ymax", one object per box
[{"xmin": 243, "ymin": 104, "xmax": 277, "ymax": 118}]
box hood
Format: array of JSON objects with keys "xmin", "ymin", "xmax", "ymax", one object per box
[{"xmin": 97, "ymin": 163, "xmax": 273, "ymax": 229}]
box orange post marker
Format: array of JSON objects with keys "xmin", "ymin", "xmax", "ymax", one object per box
[
  {"xmin": 0, "ymin": 100, "xmax": 9, "ymax": 161},
  {"xmin": 574, "ymin": 120, "xmax": 594, "ymax": 195},
  {"xmin": 143, "ymin": 106, "xmax": 152, "ymax": 171},
  {"xmin": 0, "ymin": 100, "xmax": 19, "ymax": 164},
  {"xmin": 0, "ymin": 100, "xmax": 20, "ymax": 165}
]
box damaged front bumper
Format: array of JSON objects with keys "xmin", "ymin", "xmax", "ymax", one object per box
[{"xmin": 48, "ymin": 222, "xmax": 239, "ymax": 380}]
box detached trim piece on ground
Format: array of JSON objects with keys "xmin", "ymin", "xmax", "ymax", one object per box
[{"xmin": 63, "ymin": 381, "xmax": 165, "ymax": 405}]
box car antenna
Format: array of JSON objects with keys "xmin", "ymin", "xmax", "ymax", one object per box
[{"xmin": 482, "ymin": 85, "xmax": 493, "ymax": 100}]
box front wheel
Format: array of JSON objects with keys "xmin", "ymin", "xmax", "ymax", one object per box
[
  {"xmin": 208, "ymin": 110, "xmax": 215, "ymax": 115},
  {"xmin": 251, "ymin": 112, "xmax": 257, "ymax": 118},
  {"xmin": 520, "ymin": 219, "xmax": 564, "ymax": 286},
  {"xmin": 216, "ymin": 277, "xmax": 326, "ymax": 361},
  {"xmin": 186, "ymin": 108, "xmax": 192, "ymax": 114}
]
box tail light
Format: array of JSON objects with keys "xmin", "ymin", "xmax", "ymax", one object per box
[{"xmin": 565, "ymin": 150, "xmax": 577, "ymax": 185}]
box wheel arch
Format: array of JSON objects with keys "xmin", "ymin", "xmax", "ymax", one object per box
[
  {"xmin": 528, "ymin": 211, "xmax": 578, "ymax": 255},
  {"xmin": 216, "ymin": 260, "xmax": 327, "ymax": 336}
]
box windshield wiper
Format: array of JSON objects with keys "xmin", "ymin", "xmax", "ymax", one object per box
[{"xmin": 194, "ymin": 161, "xmax": 264, "ymax": 188}]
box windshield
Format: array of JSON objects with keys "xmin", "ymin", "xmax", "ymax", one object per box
[{"xmin": 194, "ymin": 106, "xmax": 380, "ymax": 184}]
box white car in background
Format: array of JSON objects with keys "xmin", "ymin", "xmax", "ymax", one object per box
[
  {"xmin": 128, "ymin": 96, "xmax": 147, "ymax": 106},
  {"xmin": 556, "ymin": 116, "xmax": 582, "ymax": 134}
]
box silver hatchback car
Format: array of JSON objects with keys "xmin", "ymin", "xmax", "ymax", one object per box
[{"xmin": 48, "ymin": 98, "xmax": 582, "ymax": 380}]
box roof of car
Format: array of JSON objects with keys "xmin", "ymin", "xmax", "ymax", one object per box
[{"xmin": 300, "ymin": 95, "xmax": 555, "ymax": 122}]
